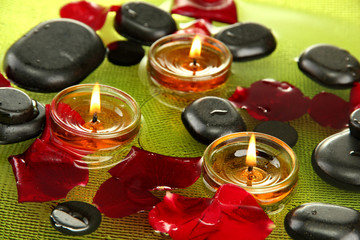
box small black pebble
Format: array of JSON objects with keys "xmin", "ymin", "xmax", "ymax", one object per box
[
  {"xmin": 253, "ymin": 121, "xmax": 298, "ymax": 147},
  {"xmin": 182, "ymin": 96, "xmax": 246, "ymax": 144},
  {"xmin": 114, "ymin": 2, "xmax": 177, "ymax": 46},
  {"xmin": 107, "ymin": 41, "xmax": 145, "ymax": 66},
  {"xmin": 214, "ymin": 22, "xmax": 276, "ymax": 61},
  {"xmin": 285, "ymin": 203, "xmax": 360, "ymax": 240},
  {"xmin": 50, "ymin": 201, "xmax": 101, "ymax": 236},
  {"xmin": 298, "ymin": 44, "xmax": 360, "ymax": 88}
]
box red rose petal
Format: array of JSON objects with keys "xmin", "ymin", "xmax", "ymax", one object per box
[
  {"xmin": 0, "ymin": 73, "xmax": 11, "ymax": 87},
  {"xmin": 93, "ymin": 146, "xmax": 202, "ymax": 218},
  {"xmin": 8, "ymin": 139, "xmax": 89, "ymax": 202},
  {"xmin": 350, "ymin": 82, "xmax": 360, "ymax": 111},
  {"xmin": 172, "ymin": 0, "xmax": 237, "ymax": 24},
  {"xmin": 60, "ymin": 0, "xmax": 110, "ymax": 30},
  {"xmin": 149, "ymin": 184, "xmax": 274, "ymax": 240},
  {"xmin": 308, "ymin": 92, "xmax": 351, "ymax": 129},
  {"xmin": 176, "ymin": 19, "xmax": 212, "ymax": 36},
  {"xmin": 229, "ymin": 79, "xmax": 310, "ymax": 121}
]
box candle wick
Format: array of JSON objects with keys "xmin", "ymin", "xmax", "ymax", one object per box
[
  {"xmin": 247, "ymin": 166, "xmax": 255, "ymax": 187},
  {"xmin": 192, "ymin": 58, "xmax": 197, "ymax": 76},
  {"xmin": 92, "ymin": 112, "xmax": 98, "ymax": 123}
]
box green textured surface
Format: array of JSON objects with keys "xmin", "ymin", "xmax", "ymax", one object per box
[{"xmin": 0, "ymin": 0, "xmax": 360, "ymax": 239}]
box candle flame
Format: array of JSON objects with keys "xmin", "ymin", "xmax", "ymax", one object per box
[
  {"xmin": 189, "ymin": 35, "xmax": 202, "ymax": 58},
  {"xmin": 246, "ymin": 134, "xmax": 257, "ymax": 167},
  {"xmin": 90, "ymin": 82, "xmax": 101, "ymax": 114}
]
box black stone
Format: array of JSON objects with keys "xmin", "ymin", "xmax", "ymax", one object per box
[
  {"xmin": 253, "ymin": 121, "xmax": 298, "ymax": 147},
  {"xmin": 298, "ymin": 44, "xmax": 360, "ymax": 88},
  {"xmin": 0, "ymin": 101, "xmax": 45, "ymax": 144},
  {"xmin": 214, "ymin": 22, "xmax": 276, "ymax": 61},
  {"xmin": 107, "ymin": 41, "xmax": 145, "ymax": 66},
  {"xmin": 114, "ymin": 2, "xmax": 177, "ymax": 46},
  {"xmin": 0, "ymin": 88, "xmax": 35, "ymax": 124},
  {"xmin": 312, "ymin": 129, "xmax": 360, "ymax": 190},
  {"xmin": 182, "ymin": 96, "xmax": 246, "ymax": 144},
  {"xmin": 50, "ymin": 201, "xmax": 101, "ymax": 236},
  {"xmin": 3, "ymin": 19, "xmax": 106, "ymax": 92},
  {"xmin": 285, "ymin": 203, "xmax": 360, "ymax": 240},
  {"xmin": 350, "ymin": 108, "xmax": 360, "ymax": 139}
]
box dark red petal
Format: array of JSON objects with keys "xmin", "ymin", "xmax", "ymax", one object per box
[
  {"xmin": 0, "ymin": 73, "xmax": 11, "ymax": 87},
  {"xmin": 93, "ymin": 178, "xmax": 160, "ymax": 218},
  {"xmin": 109, "ymin": 146, "xmax": 202, "ymax": 190},
  {"xmin": 56, "ymin": 102, "xmax": 86, "ymax": 125},
  {"xmin": 8, "ymin": 139, "xmax": 89, "ymax": 202},
  {"xmin": 60, "ymin": 0, "xmax": 109, "ymax": 30},
  {"xmin": 176, "ymin": 19, "xmax": 212, "ymax": 36},
  {"xmin": 229, "ymin": 79, "xmax": 310, "ymax": 121},
  {"xmin": 308, "ymin": 92, "xmax": 351, "ymax": 129},
  {"xmin": 149, "ymin": 184, "xmax": 274, "ymax": 240},
  {"xmin": 172, "ymin": 0, "xmax": 237, "ymax": 24},
  {"xmin": 350, "ymin": 82, "xmax": 360, "ymax": 111}
]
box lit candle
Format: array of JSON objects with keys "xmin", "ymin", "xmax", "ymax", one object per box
[
  {"xmin": 148, "ymin": 33, "xmax": 232, "ymax": 92},
  {"xmin": 202, "ymin": 132, "xmax": 299, "ymax": 213},
  {"xmin": 83, "ymin": 83, "xmax": 104, "ymax": 132}
]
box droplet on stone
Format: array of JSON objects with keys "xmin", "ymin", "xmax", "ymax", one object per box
[
  {"xmin": 50, "ymin": 201, "xmax": 101, "ymax": 236},
  {"xmin": 215, "ymin": 22, "xmax": 276, "ymax": 61},
  {"xmin": 298, "ymin": 44, "xmax": 360, "ymax": 88},
  {"xmin": 285, "ymin": 203, "xmax": 360, "ymax": 239},
  {"xmin": 182, "ymin": 96, "xmax": 246, "ymax": 144}
]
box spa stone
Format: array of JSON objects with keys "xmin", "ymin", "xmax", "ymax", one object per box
[
  {"xmin": 0, "ymin": 101, "xmax": 45, "ymax": 144},
  {"xmin": 214, "ymin": 22, "xmax": 276, "ymax": 61},
  {"xmin": 298, "ymin": 44, "xmax": 360, "ymax": 88},
  {"xmin": 3, "ymin": 19, "xmax": 106, "ymax": 92},
  {"xmin": 50, "ymin": 201, "xmax": 101, "ymax": 236},
  {"xmin": 349, "ymin": 108, "xmax": 360, "ymax": 139},
  {"xmin": 254, "ymin": 121, "xmax": 298, "ymax": 147},
  {"xmin": 114, "ymin": 2, "xmax": 177, "ymax": 46},
  {"xmin": 312, "ymin": 129, "xmax": 360, "ymax": 191},
  {"xmin": 107, "ymin": 41, "xmax": 145, "ymax": 66},
  {"xmin": 182, "ymin": 96, "xmax": 246, "ymax": 144},
  {"xmin": 285, "ymin": 203, "xmax": 360, "ymax": 240}
]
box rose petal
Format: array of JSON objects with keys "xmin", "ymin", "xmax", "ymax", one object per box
[
  {"xmin": 308, "ymin": 92, "xmax": 351, "ymax": 129},
  {"xmin": 229, "ymin": 79, "xmax": 310, "ymax": 121},
  {"xmin": 60, "ymin": 1, "xmax": 110, "ymax": 30},
  {"xmin": 8, "ymin": 139, "xmax": 89, "ymax": 202},
  {"xmin": 93, "ymin": 147, "xmax": 202, "ymax": 218},
  {"xmin": 172, "ymin": 0, "xmax": 238, "ymax": 24},
  {"xmin": 350, "ymin": 82, "xmax": 360, "ymax": 111},
  {"xmin": 0, "ymin": 73, "xmax": 11, "ymax": 87},
  {"xmin": 149, "ymin": 184, "xmax": 274, "ymax": 240},
  {"xmin": 176, "ymin": 19, "xmax": 212, "ymax": 36}
]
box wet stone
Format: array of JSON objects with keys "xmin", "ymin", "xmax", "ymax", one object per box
[
  {"xmin": 254, "ymin": 121, "xmax": 298, "ymax": 147},
  {"xmin": 107, "ymin": 41, "xmax": 145, "ymax": 66},
  {"xmin": 114, "ymin": 2, "xmax": 177, "ymax": 46},
  {"xmin": 215, "ymin": 22, "xmax": 276, "ymax": 61},
  {"xmin": 349, "ymin": 108, "xmax": 360, "ymax": 139},
  {"xmin": 3, "ymin": 19, "xmax": 106, "ymax": 92},
  {"xmin": 182, "ymin": 96, "xmax": 246, "ymax": 144},
  {"xmin": 298, "ymin": 44, "xmax": 360, "ymax": 88},
  {"xmin": 285, "ymin": 203, "xmax": 360, "ymax": 240},
  {"xmin": 50, "ymin": 201, "xmax": 101, "ymax": 236},
  {"xmin": 312, "ymin": 129, "xmax": 360, "ymax": 191}
]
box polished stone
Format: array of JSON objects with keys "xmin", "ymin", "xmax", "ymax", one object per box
[
  {"xmin": 349, "ymin": 108, "xmax": 360, "ymax": 139},
  {"xmin": 254, "ymin": 121, "xmax": 298, "ymax": 147},
  {"xmin": 107, "ymin": 41, "xmax": 145, "ymax": 66}
]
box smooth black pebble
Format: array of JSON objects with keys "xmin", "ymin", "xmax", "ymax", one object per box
[
  {"xmin": 285, "ymin": 203, "xmax": 360, "ymax": 240},
  {"xmin": 349, "ymin": 108, "xmax": 360, "ymax": 139},
  {"xmin": 114, "ymin": 2, "xmax": 177, "ymax": 46},
  {"xmin": 312, "ymin": 129, "xmax": 360, "ymax": 190},
  {"xmin": 3, "ymin": 19, "xmax": 106, "ymax": 92},
  {"xmin": 0, "ymin": 88, "xmax": 45, "ymax": 144},
  {"xmin": 298, "ymin": 44, "xmax": 360, "ymax": 88},
  {"xmin": 182, "ymin": 96, "xmax": 246, "ymax": 144},
  {"xmin": 107, "ymin": 41, "xmax": 145, "ymax": 66},
  {"xmin": 254, "ymin": 121, "xmax": 298, "ymax": 147},
  {"xmin": 50, "ymin": 201, "xmax": 101, "ymax": 236},
  {"xmin": 214, "ymin": 22, "xmax": 276, "ymax": 61}
]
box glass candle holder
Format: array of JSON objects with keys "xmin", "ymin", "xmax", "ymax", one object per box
[
  {"xmin": 148, "ymin": 33, "xmax": 232, "ymax": 92},
  {"xmin": 50, "ymin": 84, "xmax": 141, "ymax": 153},
  {"xmin": 202, "ymin": 132, "xmax": 299, "ymax": 213}
]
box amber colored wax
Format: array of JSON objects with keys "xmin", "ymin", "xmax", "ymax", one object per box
[{"xmin": 50, "ymin": 92, "xmax": 140, "ymax": 152}]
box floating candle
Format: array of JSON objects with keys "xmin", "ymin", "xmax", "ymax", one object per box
[
  {"xmin": 50, "ymin": 84, "xmax": 141, "ymax": 154},
  {"xmin": 202, "ymin": 132, "xmax": 298, "ymax": 213},
  {"xmin": 148, "ymin": 33, "xmax": 232, "ymax": 92}
]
